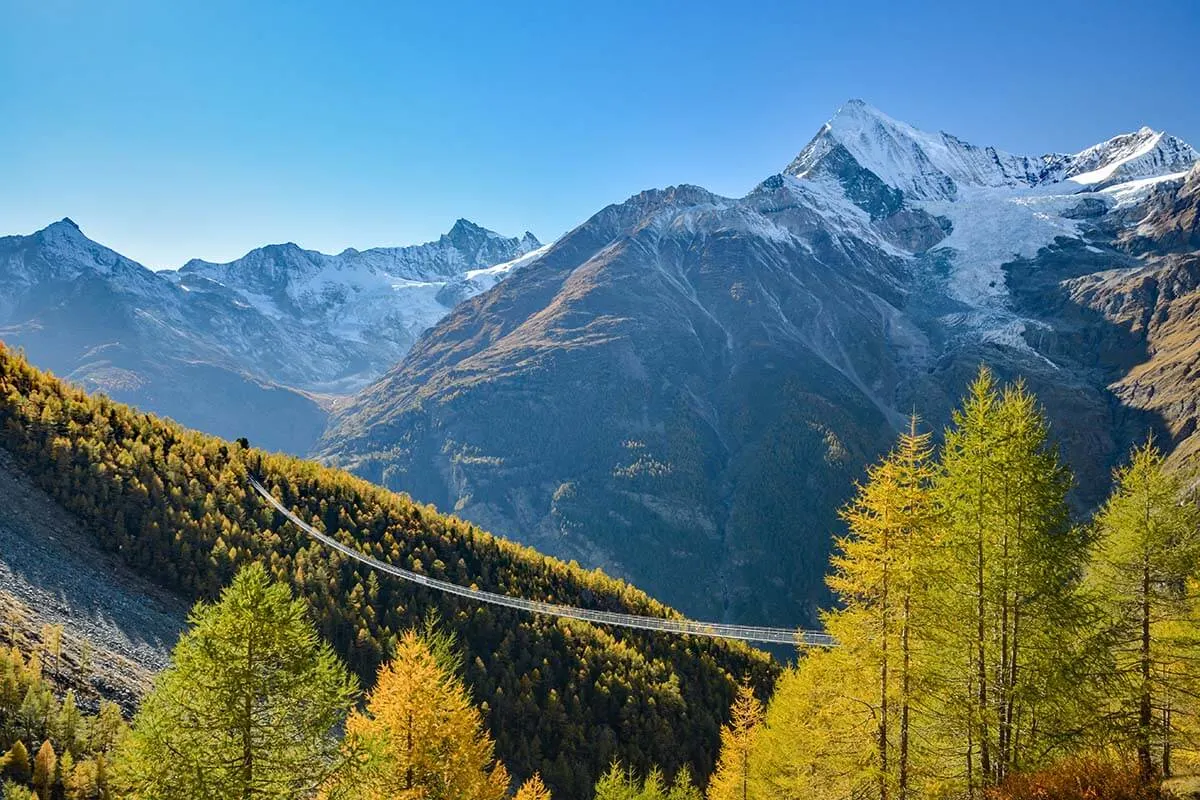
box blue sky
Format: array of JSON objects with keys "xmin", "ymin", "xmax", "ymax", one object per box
[{"xmin": 3, "ymin": 0, "xmax": 1198, "ymax": 268}]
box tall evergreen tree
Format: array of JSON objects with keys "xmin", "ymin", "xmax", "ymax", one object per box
[
  {"xmin": 825, "ymin": 416, "xmax": 939, "ymax": 799},
  {"xmin": 641, "ymin": 767, "xmax": 668, "ymax": 800},
  {"xmin": 3, "ymin": 741, "xmax": 31, "ymax": 784},
  {"xmin": 63, "ymin": 756, "xmax": 100, "ymax": 800},
  {"xmin": 2, "ymin": 780, "xmax": 35, "ymax": 800},
  {"xmin": 115, "ymin": 564, "xmax": 358, "ymax": 800},
  {"xmin": 38, "ymin": 626, "xmax": 62, "ymax": 682},
  {"xmin": 331, "ymin": 630, "xmax": 507, "ymax": 800},
  {"xmin": 748, "ymin": 648, "xmax": 877, "ymax": 800},
  {"xmin": 57, "ymin": 691, "xmax": 83, "ymax": 758},
  {"xmin": 592, "ymin": 763, "xmax": 699, "ymax": 800},
  {"xmin": 1089, "ymin": 441, "xmax": 1200, "ymax": 781},
  {"xmin": 706, "ymin": 682, "xmax": 764, "ymax": 800},
  {"xmin": 667, "ymin": 768, "xmax": 702, "ymax": 800},
  {"xmin": 593, "ymin": 764, "xmax": 639, "ymax": 800},
  {"xmin": 930, "ymin": 370, "xmax": 1087, "ymax": 790}
]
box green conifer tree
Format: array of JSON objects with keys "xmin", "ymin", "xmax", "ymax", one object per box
[
  {"xmin": 748, "ymin": 647, "xmax": 878, "ymax": 800},
  {"xmin": 931, "ymin": 369, "xmax": 1086, "ymax": 789},
  {"xmin": 666, "ymin": 767, "xmax": 702, "ymax": 800},
  {"xmin": 2, "ymin": 780, "xmax": 35, "ymax": 800},
  {"xmin": 115, "ymin": 564, "xmax": 358, "ymax": 799},
  {"xmin": 57, "ymin": 691, "xmax": 83, "ymax": 758},
  {"xmin": 593, "ymin": 763, "xmax": 639, "ymax": 800},
  {"xmin": 1089, "ymin": 441, "xmax": 1200, "ymax": 782},
  {"xmin": 3, "ymin": 741, "xmax": 31, "ymax": 784}
]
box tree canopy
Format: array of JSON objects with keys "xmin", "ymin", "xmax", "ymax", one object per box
[{"xmin": 116, "ymin": 564, "xmax": 358, "ymax": 800}]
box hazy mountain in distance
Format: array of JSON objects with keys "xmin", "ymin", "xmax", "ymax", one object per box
[{"xmin": 0, "ymin": 218, "xmax": 541, "ymax": 453}]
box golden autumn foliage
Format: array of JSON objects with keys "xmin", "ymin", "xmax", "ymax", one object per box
[
  {"xmin": 704, "ymin": 368, "xmax": 1200, "ymax": 800},
  {"xmin": 0, "ymin": 342, "xmax": 774, "ymax": 799},
  {"xmin": 825, "ymin": 416, "xmax": 939, "ymax": 800},
  {"xmin": 515, "ymin": 772, "xmax": 554, "ymax": 800},
  {"xmin": 334, "ymin": 630, "xmax": 507, "ymax": 800},
  {"xmin": 0, "ymin": 643, "xmax": 125, "ymax": 799},
  {"xmin": 705, "ymin": 682, "xmax": 763, "ymax": 800},
  {"xmin": 747, "ymin": 648, "xmax": 877, "ymax": 800},
  {"xmin": 31, "ymin": 740, "xmax": 54, "ymax": 800}
]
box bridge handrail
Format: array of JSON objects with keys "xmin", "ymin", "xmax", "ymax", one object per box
[{"xmin": 249, "ymin": 476, "xmax": 835, "ymax": 648}]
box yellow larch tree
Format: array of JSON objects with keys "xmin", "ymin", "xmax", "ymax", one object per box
[
  {"xmin": 706, "ymin": 681, "xmax": 764, "ymax": 800},
  {"xmin": 335, "ymin": 629, "xmax": 508, "ymax": 800},
  {"xmin": 515, "ymin": 772, "xmax": 553, "ymax": 800},
  {"xmin": 824, "ymin": 415, "xmax": 939, "ymax": 800}
]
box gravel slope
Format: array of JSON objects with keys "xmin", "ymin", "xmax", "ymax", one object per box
[{"xmin": 0, "ymin": 447, "xmax": 187, "ymax": 710}]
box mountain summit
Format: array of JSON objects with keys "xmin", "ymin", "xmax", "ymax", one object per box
[
  {"xmin": 320, "ymin": 102, "xmax": 1200, "ymax": 626},
  {"xmin": 171, "ymin": 220, "xmax": 542, "ymax": 366},
  {"xmin": 789, "ymin": 99, "xmax": 1197, "ymax": 202}
]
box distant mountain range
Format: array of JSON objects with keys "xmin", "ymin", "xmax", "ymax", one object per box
[
  {"xmin": 0, "ymin": 218, "xmax": 541, "ymax": 452},
  {"xmin": 5, "ymin": 100, "xmax": 1199, "ymax": 628}
]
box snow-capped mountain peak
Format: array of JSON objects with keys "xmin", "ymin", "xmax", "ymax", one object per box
[
  {"xmin": 786, "ymin": 99, "xmax": 1069, "ymax": 201},
  {"xmin": 778, "ymin": 100, "xmax": 1200, "ymax": 351},
  {"xmin": 36, "ymin": 217, "xmax": 92, "ymax": 252},
  {"xmin": 439, "ymin": 218, "xmax": 543, "ymax": 268},
  {"xmin": 43, "ymin": 216, "xmax": 83, "ymax": 235},
  {"xmin": 163, "ymin": 220, "xmax": 545, "ymax": 390},
  {"xmin": 8, "ymin": 217, "xmax": 162, "ymax": 286},
  {"xmin": 1064, "ymin": 126, "xmax": 1197, "ymax": 187},
  {"xmin": 176, "ymin": 220, "xmax": 540, "ymax": 293},
  {"xmin": 789, "ymin": 100, "xmax": 1199, "ymax": 204},
  {"xmin": 445, "ymin": 217, "xmax": 498, "ymax": 242},
  {"xmin": 2, "ymin": 216, "xmax": 547, "ymax": 400}
]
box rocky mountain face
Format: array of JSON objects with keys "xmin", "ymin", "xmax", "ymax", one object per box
[
  {"xmin": 320, "ymin": 101, "xmax": 1200, "ymax": 627},
  {"xmin": 0, "ymin": 219, "xmax": 540, "ymax": 452},
  {"xmin": 169, "ymin": 219, "xmax": 543, "ymax": 392},
  {"xmin": 1068, "ymin": 163, "xmax": 1200, "ymax": 481}
]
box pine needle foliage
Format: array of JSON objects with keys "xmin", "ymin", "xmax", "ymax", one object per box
[
  {"xmin": 705, "ymin": 682, "xmax": 764, "ymax": 800},
  {"xmin": 515, "ymin": 772, "xmax": 553, "ymax": 800},
  {"xmin": 1089, "ymin": 441, "xmax": 1200, "ymax": 780},
  {"xmin": 115, "ymin": 564, "xmax": 358, "ymax": 800},
  {"xmin": 331, "ymin": 629, "xmax": 507, "ymax": 800},
  {"xmin": 826, "ymin": 415, "xmax": 939, "ymax": 800}
]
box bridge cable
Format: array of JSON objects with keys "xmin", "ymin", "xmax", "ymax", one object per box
[{"xmin": 249, "ymin": 477, "xmax": 834, "ymax": 647}]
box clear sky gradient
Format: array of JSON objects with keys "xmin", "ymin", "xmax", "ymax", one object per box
[{"xmin": 3, "ymin": 0, "xmax": 1198, "ymax": 268}]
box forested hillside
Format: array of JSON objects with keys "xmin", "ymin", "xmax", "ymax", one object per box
[
  {"xmin": 0, "ymin": 343, "xmax": 775, "ymax": 799},
  {"xmin": 1, "ymin": 645, "xmax": 129, "ymax": 799}
]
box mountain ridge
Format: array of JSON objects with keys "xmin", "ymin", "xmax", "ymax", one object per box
[
  {"xmin": 790, "ymin": 99, "xmax": 1198, "ymax": 199},
  {"xmin": 319, "ymin": 100, "xmax": 1200, "ymax": 626},
  {"xmin": 0, "ymin": 217, "xmax": 541, "ymax": 452}
]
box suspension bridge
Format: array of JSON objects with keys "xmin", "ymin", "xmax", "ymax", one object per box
[{"xmin": 249, "ymin": 477, "xmax": 835, "ymax": 648}]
